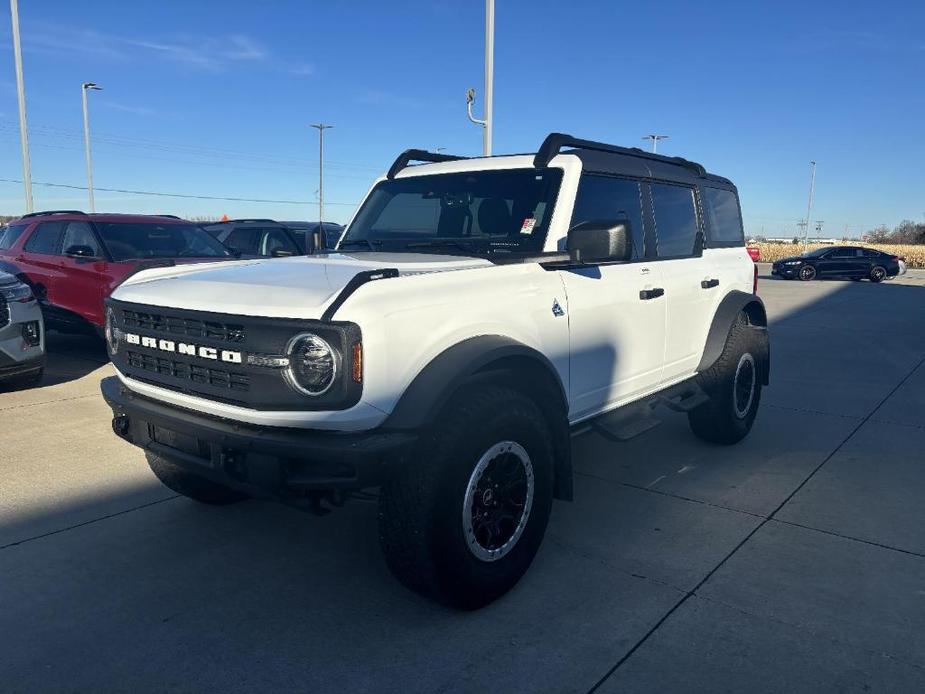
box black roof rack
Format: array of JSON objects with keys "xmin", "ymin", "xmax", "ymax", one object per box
[
  {"xmin": 149, "ymin": 214, "xmax": 182, "ymax": 219},
  {"xmin": 387, "ymin": 149, "xmax": 467, "ymax": 179},
  {"xmin": 228, "ymin": 218, "xmax": 279, "ymax": 224},
  {"xmin": 18, "ymin": 209, "xmax": 86, "ymax": 220},
  {"xmin": 534, "ymin": 133, "xmax": 707, "ymax": 177}
]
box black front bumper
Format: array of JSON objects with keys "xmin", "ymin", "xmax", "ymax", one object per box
[
  {"xmin": 101, "ymin": 377, "xmax": 417, "ymax": 499},
  {"xmin": 0, "ymin": 353, "xmax": 45, "ymax": 382},
  {"xmin": 770, "ymin": 265, "xmax": 798, "ymax": 279}
]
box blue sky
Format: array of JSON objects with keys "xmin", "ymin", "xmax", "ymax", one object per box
[{"xmin": 0, "ymin": 0, "xmax": 922, "ymax": 235}]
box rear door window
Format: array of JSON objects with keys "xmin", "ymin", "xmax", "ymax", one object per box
[
  {"xmin": 0, "ymin": 223, "xmax": 29, "ymax": 250},
  {"xmin": 23, "ymin": 222, "xmax": 66, "ymax": 255},
  {"xmin": 702, "ymin": 187, "xmax": 744, "ymax": 247},
  {"xmin": 650, "ymin": 183, "xmax": 700, "ymax": 258},
  {"xmin": 223, "ymin": 228, "xmax": 262, "ymax": 255},
  {"xmin": 262, "ymin": 228, "xmax": 299, "ymax": 256},
  {"xmin": 570, "ymin": 175, "xmax": 645, "ymax": 259}
]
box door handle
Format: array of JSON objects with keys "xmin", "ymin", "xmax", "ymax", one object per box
[
  {"xmin": 639, "ymin": 288, "xmax": 665, "ymax": 300},
  {"xmin": 701, "ymin": 278, "xmax": 719, "ymax": 289}
]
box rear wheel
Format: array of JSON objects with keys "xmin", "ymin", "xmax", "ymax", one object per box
[
  {"xmin": 798, "ymin": 265, "xmax": 816, "ymax": 281},
  {"xmin": 869, "ymin": 265, "xmax": 887, "ymax": 283},
  {"xmin": 146, "ymin": 452, "xmax": 249, "ymax": 505},
  {"xmin": 378, "ymin": 385, "xmax": 554, "ymax": 610},
  {"xmin": 689, "ymin": 313, "xmax": 763, "ymax": 445}
]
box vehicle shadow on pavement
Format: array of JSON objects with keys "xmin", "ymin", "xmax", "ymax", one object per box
[{"xmin": 2, "ymin": 280, "xmax": 925, "ymax": 693}]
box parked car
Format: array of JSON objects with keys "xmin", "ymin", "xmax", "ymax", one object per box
[
  {"xmin": 101, "ymin": 133, "xmax": 769, "ymax": 609},
  {"xmin": 0, "ymin": 211, "xmax": 235, "ymax": 333},
  {"xmin": 282, "ymin": 221, "xmax": 343, "ymax": 252},
  {"xmin": 203, "ymin": 219, "xmax": 338, "ymax": 257},
  {"xmin": 771, "ymin": 246, "xmax": 901, "ymax": 282},
  {"xmin": 0, "ymin": 269, "xmax": 44, "ymax": 386}
]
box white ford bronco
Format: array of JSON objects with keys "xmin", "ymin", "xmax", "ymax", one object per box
[{"xmin": 102, "ymin": 134, "xmax": 769, "ymax": 609}]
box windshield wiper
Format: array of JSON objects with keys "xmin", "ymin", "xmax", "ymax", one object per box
[{"xmin": 338, "ymin": 239, "xmax": 381, "ymax": 251}]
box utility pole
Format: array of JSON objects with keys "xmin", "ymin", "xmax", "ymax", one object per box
[
  {"xmin": 9, "ymin": 0, "xmax": 32, "ymax": 212},
  {"xmin": 803, "ymin": 160, "xmax": 816, "ymax": 247},
  {"xmin": 465, "ymin": 0, "xmax": 494, "ymax": 156},
  {"xmin": 310, "ymin": 124, "xmax": 333, "ymax": 225},
  {"xmin": 81, "ymin": 82, "xmax": 102, "ymax": 212},
  {"xmin": 642, "ymin": 134, "xmax": 669, "ymax": 153}
]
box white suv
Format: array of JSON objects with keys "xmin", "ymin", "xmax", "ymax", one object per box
[{"xmin": 101, "ymin": 134, "xmax": 769, "ymax": 609}]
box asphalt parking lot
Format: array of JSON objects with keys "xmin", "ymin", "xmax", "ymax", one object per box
[{"xmin": 2, "ymin": 264, "xmax": 924, "ymax": 693}]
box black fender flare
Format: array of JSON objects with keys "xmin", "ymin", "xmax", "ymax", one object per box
[
  {"xmin": 384, "ymin": 335, "xmax": 573, "ymax": 501},
  {"xmin": 698, "ymin": 290, "xmax": 770, "ymax": 384}
]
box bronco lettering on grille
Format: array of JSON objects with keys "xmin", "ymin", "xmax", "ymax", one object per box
[{"xmin": 124, "ymin": 332, "xmax": 243, "ymax": 364}]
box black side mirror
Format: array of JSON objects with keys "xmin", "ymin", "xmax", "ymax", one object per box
[
  {"xmin": 65, "ymin": 244, "xmax": 96, "ymax": 259},
  {"xmin": 566, "ymin": 220, "xmax": 632, "ymax": 264}
]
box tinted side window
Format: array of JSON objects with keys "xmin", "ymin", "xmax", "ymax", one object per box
[
  {"xmin": 61, "ymin": 221, "xmax": 101, "ymax": 256},
  {"xmin": 863, "ymin": 249, "xmax": 882, "ymax": 258},
  {"xmin": 702, "ymin": 187, "xmax": 743, "ymax": 247},
  {"xmin": 0, "ymin": 223, "xmax": 28, "ymax": 250},
  {"xmin": 831, "ymin": 248, "xmax": 859, "ymax": 258},
  {"xmin": 263, "ymin": 229, "xmax": 299, "ymax": 256},
  {"xmin": 223, "ymin": 227, "xmax": 261, "ymax": 255},
  {"xmin": 569, "ymin": 175, "xmax": 644, "ymax": 259},
  {"xmin": 651, "ymin": 183, "xmax": 699, "ymax": 257},
  {"xmin": 24, "ymin": 222, "xmax": 66, "ymax": 255}
]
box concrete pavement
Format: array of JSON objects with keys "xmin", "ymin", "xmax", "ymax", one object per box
[{"xmin": 1, "ymin": 270, "xmax": 924, "ymax": 693}]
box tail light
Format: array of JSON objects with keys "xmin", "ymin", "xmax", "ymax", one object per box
[{"xmin": 753, "ymin": 264, "xmax": 758, "ymax": 294}]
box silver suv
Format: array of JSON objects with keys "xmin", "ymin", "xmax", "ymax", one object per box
[{"xmin": 0, "ymin": 270, "xmax": 44, "ymax": 387}]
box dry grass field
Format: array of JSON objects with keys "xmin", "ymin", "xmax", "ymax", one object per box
[{"xmin": 752, "ymin": 242, "xmax": 925, "ymax": 268}]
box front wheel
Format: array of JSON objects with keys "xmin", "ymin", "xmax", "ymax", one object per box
[
  {"xmin": 146, "ymin": 452, "xmax": 249, "ymax": 505},
  {"xmin": 798, "ymin": 265, "xmax": 816, "ymax": 281},
  {"xmin": 689, "ymin": 313, "xmax": 763, "ymax": 445},
  {"xmin": 378, "ymin": 385, "xmax": 554, "ymax": 610},
  {"xmin": 869, "ymin": 265, "xmax": 887, "ymax": 283}
]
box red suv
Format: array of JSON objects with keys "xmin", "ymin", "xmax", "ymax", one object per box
[{"xmin": 0, "ymin": 211, "xmax": 235, "ymax": 333}]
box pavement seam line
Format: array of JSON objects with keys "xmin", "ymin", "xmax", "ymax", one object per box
[
  {"xmin": 0, "ymin": 393, "xmax": 100, "ymax": 412},
  {"xmin": 770, "ymin": 518, "xmax": 925, "ymax": 560},
  {"xmin": 0, "ymin": 495, "xmax": 180, "ymax": 550},
  {"xmin": 585, "ymin": 353, "xmax": 925, "ymax": 694}
]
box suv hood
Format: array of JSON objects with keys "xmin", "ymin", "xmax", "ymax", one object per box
[{"xmin": 111, "ymin": 252, "xmax": 492, "ymax": 319}]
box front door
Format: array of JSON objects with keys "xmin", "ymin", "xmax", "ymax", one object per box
[{"xmin": 557, "ymin": 173, "xmax": 666, "ymax": 421}]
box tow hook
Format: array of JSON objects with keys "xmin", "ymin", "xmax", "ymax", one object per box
[{"xmin": 112, "ymin": 415, "xmax": 130, "ymax": 438}]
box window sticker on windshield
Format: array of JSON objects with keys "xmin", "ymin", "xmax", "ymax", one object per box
[{"xmin": 520, "ymin": 218, "xmax": 536, "ymax": 235}]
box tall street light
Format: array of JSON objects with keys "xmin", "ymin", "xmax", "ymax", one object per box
[
  {"xmin": 804, "ymin": 160, "xmax": 817, "ymax": 246},
  {"xmin": 10, "ymin": 0, "xmax": 33, "ymax": 212},
  {"xmin": 310, "ymin": 123, "xmax": 333, "ymax": 226},
  {"xmin": 642, "ymin": 134, "xmax": 669, "ymax": 153},
  {"xmin": 81, "ymin": 82, "xmax": 102, "ymax": 212},
  {"xmin": 465, "ymin": 0, "xmax": 494, "ymax": 156}
]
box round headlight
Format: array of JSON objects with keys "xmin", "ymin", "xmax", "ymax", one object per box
[
  {"xmin": 285, "ymin": 333, "xmax": 337, "ymax": 396},
  {"xmin": 105, "ymin": 307, "xmax": 119, "ymax": 354}
]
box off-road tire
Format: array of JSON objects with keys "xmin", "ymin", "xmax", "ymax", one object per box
[
  {"xmin": 378, "ymin": 385, "xmax": 555, "ymax": 610},
  {"xmin": 146, "ymin": 452, "xmax": 249, "ymax": 505},
  {"xmin": 869, "ymin": 266, "xmax": 887, "ymax": 283},
  {"xmin": 688, "ymin": 313, "xmax": 763, "ymax": 444}
]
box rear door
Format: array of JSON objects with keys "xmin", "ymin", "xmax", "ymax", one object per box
[
  {"xmin": 53, "ymin": 221, "xmax": 106, "ymax": 326},
  {"xmin": 19, "ymin": 221, "xmax": 66, "ymax": 306},
  {"xmin": 557, "ymin": 174, "xmax": 667, "ymax": 419},
  {"xmin": 650, "ymin": 182, "xmax": 714, "ymax": 383},
  {"xmin": 823, "ymin": 247, "xmax": 864, "ymax": 277}
]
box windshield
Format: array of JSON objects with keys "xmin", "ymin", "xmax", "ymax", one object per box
[
  {"xmin": 95, "ymin": 223, "xmax": 232, "ymax": 261},
  {"xmin": 340, "ymin": 168, "xmax": 563, "ymax": 256}
]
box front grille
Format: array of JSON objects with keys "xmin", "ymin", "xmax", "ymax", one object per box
[
  {"xmin": 0, "ymin": 297, "xmax": 8, "ymax": 329},
  {"xmin": 122, "ymin": 309, "xmax": 245, "ymax": 343},
  {"xmin": 127, "ymin": 350, "xmax": 250, "ymax": 392}
]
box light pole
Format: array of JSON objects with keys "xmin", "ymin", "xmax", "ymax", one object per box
[
  {"xmin": 81, "ymin": 82, "xmax": 102, "ymax": 212},
  {"xmin": 465, "ymin": 0, "xmax": 494, "ymax": 156},
  {"xmin": 803, "ymin": 160, "xmax": 816, "ymax": 246},
  {"xmin": 310, "ymin": 123, "xmax": 333, "ymax": 225},
  {"xmin": 9, "ymin": 0, "xmax": 33, "ymax": 212},
  {"xmin": 642, "ymin": 134, "xmax": 669, "ymax": 153}
]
